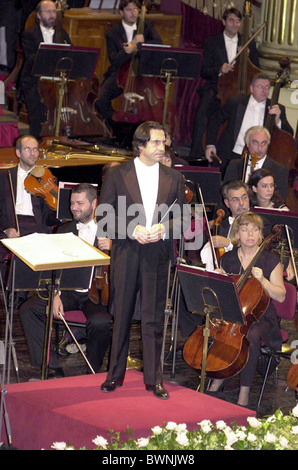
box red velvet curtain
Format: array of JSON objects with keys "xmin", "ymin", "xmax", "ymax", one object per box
[{"xmin": 174, "ymin": 4, "xmax": 223, "ymax": 145}]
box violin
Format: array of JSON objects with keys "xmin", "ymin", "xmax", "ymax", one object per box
[
  {"xmin": 24, "ymin": 167, "xmax": 58, "ymax": 211},
  {"xmin": 183, "ymin": 226, "xmax": 282, "ymax": 378},
  {"xmin": 213, "ymin": 208, "xmax": 225, "ymax": 265},
  {"xmin": 88, "ymin": 252, "xmax": 110, "ymax": 306}
]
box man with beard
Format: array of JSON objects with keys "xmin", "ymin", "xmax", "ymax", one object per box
[{"xmin": 19, "ymin": 183, "xmax": 112, "ymax": 379}]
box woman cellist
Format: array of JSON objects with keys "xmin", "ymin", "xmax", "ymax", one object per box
[{"xmin": 207, "ymin": 212, "xmax": 285, "ymax": 407}]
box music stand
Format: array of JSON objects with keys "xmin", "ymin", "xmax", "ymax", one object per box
[
  {"xmin": 139, "ymin": 45, "xmax": 202, "ymax": 126},
  {"xmin": 32, "ymin": 44, "xmax": 100, "ymax": 136},
  {"xmin": 177, "ymin": 166, "xmax": 221, "ymax": 206},
  {"xmin": 253, "ymin": 208, "xmax": 298, "ymax": 246},
  {"xmin": 177, "ymin": 264, "xmax": 244, "ymax": 393},
  {"xmin": 2, "ymin": 233, "xmax": 109, "ymax": 380}
]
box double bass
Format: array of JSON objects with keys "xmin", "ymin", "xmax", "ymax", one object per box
[
  {"xmin": 114, "ymin": 1, "xmax": 176, "ymax": 131},
  {"xmin": 183, "ymin": 228, "xmax": 281, "ymax": 379}
]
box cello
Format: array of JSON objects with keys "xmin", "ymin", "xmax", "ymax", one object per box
[
  {"xmin": 264, "ymin": 57, "xmax": 296, "ymax": 170},
  {"xmin": 183, "ymin": 227, "xmax": 281, "ymax": 379},
  {"xmin": 113, "ymin": 1, "xmax": 176, "ymax": 131}
]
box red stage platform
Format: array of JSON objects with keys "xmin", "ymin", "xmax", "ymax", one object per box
[{"xmin": 2, "ymin": 370, "xmax": 256, "ymax": 450}]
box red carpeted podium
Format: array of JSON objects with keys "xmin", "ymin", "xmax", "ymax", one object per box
[{"xmin": 2, "ymin": 370, "xmax": 256, "ymax": 450}]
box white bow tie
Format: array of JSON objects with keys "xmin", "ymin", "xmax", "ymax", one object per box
[
  {"xmin": 76, "ymin": 222, "xmax": 90, "ymax": 231},
  {"xmin": 228, "ymin": 216, "xmax": 235, "ymax": 225}
]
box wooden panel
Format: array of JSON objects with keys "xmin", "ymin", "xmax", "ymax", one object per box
[{"xmin": 63, "ymin": 8, "xmax": 182, "ymax": 83}]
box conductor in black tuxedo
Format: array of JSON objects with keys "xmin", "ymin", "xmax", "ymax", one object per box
[
  {"xmin": 189, "ymin": 7, "xmax": 259, "ymax": 159},
  {"xmin": 97, "ymin": 121, "xmax": 186, "ymax": 399},
  {"xmin": 19, "ymin": 183, "xmax": 113, "ymax": 378},
  {"xmin": 94, "ymin": 0, "xmax": 162, "ymax": 127},
  {"xmin": 205, "ymin": 73, "xmax": 293, "ymax": 175},
  {"xmin": 18, "ymin": 0, "xmax": 71, "ymax": 139},
  {"xmin": 224, "ymin": 126, "xmax": 289, "ymax": 201}
]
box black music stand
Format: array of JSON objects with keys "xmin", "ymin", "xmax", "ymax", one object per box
[
  {"xmin": 253, "ymin": 208, "xmax": 298, "ymax": 246},
  {"xmin": 177, "ymin": 166, "xmax": 222, "ymax": 206},
  {"xmin": 139, "ymin": 45, "xmax": 202, "ymax": 126},
  {"xmin": 177, "ymin": 264, "xmax": 244, "ymax": 393},
  {"xmin": 32, "ymin": 44, "xmax": 100, "ymax": 136}
]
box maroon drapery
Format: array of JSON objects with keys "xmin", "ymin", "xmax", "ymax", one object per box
[{"xmin": 174, "ymin": 3, "xmax": 223, "ymax": 145}]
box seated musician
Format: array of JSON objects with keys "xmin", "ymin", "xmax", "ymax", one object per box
[
  {"xmin": 248, "ymin": 168, "xmax": 290, "ymax": 211},
  {"xmin": 207, "ymin": 212, "xmax": 286, "ymax": 407},
  {"xmin": 189, "ymin": 7, "xmax": 260, "ymax": 159},
  {"xmin": 0, "ymin": 135, "xmax": 58, "ymax": 240},
  {"xmin": 19, "ymin": 183, "xmax": 112, "ymax": 379},
  {"xmin": 224, "ymin": 126, "xmax": 289, "ymax": 201},
  {"xmin": 94, "ymin": 0, "xmax": 162, "ymax": 130},
  {"xmin": 205, "ymin": 73, "xmax": 293, "ymax": 177},
  {"xmin": 18, "ymin": 1, "xmax": 71, "ymax": 139}
]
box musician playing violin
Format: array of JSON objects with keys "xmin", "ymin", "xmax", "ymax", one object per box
[
  {"xmin": 0, "ymin": 135, "xmax": 58, "ymax": 240},
  {"xmin": 206, "ymin": 73, "xmax": 293, "ymax": 177},
  {"xmin": 94, "ymin": 0, "xmax": 162, "ymax": 129},
  {"xmin": 224, "ymin": 126, "xmax": 289, "ymax": 201},
  {"xmin": 19, "ymin": 183, "xmax": 112, "ymax": 378},
  {"xmin": 208, "ymin": 212, "xmax": 286, "ymax": 407}
]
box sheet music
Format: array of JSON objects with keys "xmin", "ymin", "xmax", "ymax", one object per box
[{"xmin": 1, "ymin": 232, "xmax": 108, "ymax": 271}]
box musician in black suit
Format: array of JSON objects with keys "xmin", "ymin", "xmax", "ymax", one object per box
[
  {"xmin": 19, "ymin": 183, "xmax": 113, "ymax": 378},
  {"xmin": 189, "ymin": 7, "xmax": 260, "ymax": 159},
  {"xmin": 223, "ymin": 126, "xmax": 289, "ymax": 201},
  {"xmin": 94, "ymin": 0, "xmax": 162, "ymax": 126},
  {"xmin": 205, "ymin": 73, "xmax": 293, "ymax": 174},
  {"xmin": 97, "ymin": 121, "xmax": 185, "ymax": 399},
  {"xmin": 18, "ymin": 0, "xmax": 71, "ymax": 139}
]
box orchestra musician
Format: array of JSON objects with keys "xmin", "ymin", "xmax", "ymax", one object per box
[
  {"xmin": 224, "ymin": 126, "xmax": 289, "ymax": 201},
  {"xmin": 94, "ymin": 0, "xmax": 162, "ymax": 131},
  {"xmin": 18, "ymin": 0, "xmax": 71, "ymax": 139},
  {"xmin": 0, "ymin": 135, "xmax": 58, "ymax": 240},
  {"xmin": 19, "ymin": 183, "xmax": 113, "ymax": 379},
  {"xmin": 205, "ymin": 73, "xmax": 293, "ymax": 176},
  {"xmin": 189, "ymin": 7, "xmax": 260, "ymax": 159},
  {"xmin": 207, "ymin": 212, "xmax": 286, "ymax": 407},
  {"xmin": 97, "ymin": 121, "xmax": 185, "ymax": 399},
  {"xmin": 248, "ymin": 168, "xmax": 290, "ymax": 211}
]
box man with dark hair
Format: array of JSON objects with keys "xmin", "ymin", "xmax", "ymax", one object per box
[
  {"xmin": 94, "ymin": 0, "xmax": 162, "ymax": 128},
  {"xmin": 18, "ymin": 0, "xmax": 71, "ymax": 139},
  {"xmin": 205, "ymin": 73, "xmax": 293, "ymax": 176},
  {"xmin": 19, "ymin": 183, "xmax": 112, "ymax": 378},
  {"xmin": 189, "ymin": 7, "xmax": 259, "ymax": 159},
  {"xmin": 97, "ymin": 121, "xmax": 185, "ymax": 399}
]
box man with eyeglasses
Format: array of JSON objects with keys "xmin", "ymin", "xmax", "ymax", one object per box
[
  {"xmin": 205, "ymin": 73, "xmax": 293, "ymax": 176},
  {"xmin": 189, "ymin": 7, "xmax": 260, "ymax": 159},
  {"xmin": 224, "ymin": 126, "xmax": 289, "ymax": 201},
  {"xmin": 18, "ymin": 0, "xmax": 71, "ymax": 139},
  {"xmin": 94, "ymin": 0, "xmax": 162, "ymax": 137}
]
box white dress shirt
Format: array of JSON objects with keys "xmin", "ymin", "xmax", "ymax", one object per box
[
  {"xmin": 76, "ymin": 219, "xmax": 97, "ymax": 291},
  {"xmin": 40, "ymin": 25, "xmax": 54, "ymax": 44},
  {"xmin": 223, "ymin": 32, "xmax": 238, "ymax": 64},
  {"xmin": 122, "ymin": 20, "xmax": 137, "ymax": 43},
  {"xmin": 244, "ymin": 155, "xmax": 267, "ymax": 182},
  {"xmin": 134, "ymin": 157, "xmax": 159, "ymax": 230},
  {"xmin": 15, "ymin": 165, "xmax": 34, "ymax": 216},
  {"xmin": 233, "ymin": 95, "xmax": 266, "ymax": 155}
]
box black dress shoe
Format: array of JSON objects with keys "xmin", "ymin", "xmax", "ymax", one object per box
[
  {"xmin": 101, "ymin": 379, "xmax": 123, "ymax": 393},
  {"xmin": 145, "ymin": 383, "xmax": 169, "ymax": 400}
]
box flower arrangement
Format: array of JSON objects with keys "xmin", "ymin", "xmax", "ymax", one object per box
[{"xmin": 52, "ymin": 404, "xmax": 298, "ymax": 451}]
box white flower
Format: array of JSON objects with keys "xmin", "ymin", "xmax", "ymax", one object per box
[
  {"xmin": 224, "ymin": 429, "xmax": 238, "ymax": 447},
  {"xmin": 51, "ymin": 442, "xmax": 67, "ymax": 450},
  {"xmin": 176, "ymin": 423, "xmax": 187, "ymax": 433},
  {"xmin": 235, "ymin": 429, "xmax": 246, "ymax": 441},
  {"xmin": 198, "ymin": 419, "xmax": 213, "ymax": 434},
  {"xmin": 264, "ymin": 432, "xmax": 276, "ymax": 444},
  {"xmin": 247, "ymin": 417, "xmax": 262, "ymax": 428},
  {"xmin": 266, "ymin": 415, "xmax": 276, "ymax": 423},
  {"xmin": 165, "ymin": 421, "xmax": 177, "ymax": 431},
  {"xmin": 136, "ymin": 438, "xmax": 149, "ymax": 448},
  {"xmin": 176, "ymin": 432, "xmax": 189, "ymax": 447},
  {"xmin": 279, "ymin": 437, "xmax": 288, "ymax": 450},
  {"xmin": 292, "ymin": 404, "xmax": 298, "ymax": 418},
  {"xmin": 216, "ymin": 420, "xmax": 227, "ymax": 430},
  {"xmin": 92, "ymin": 436, "xmax": 108, "ymax": 449},
  {"xmin": 291, "ymin": 425, "xmax": 298, "ymax": 435},
  {"xmin": 152, "ymin": 425, "xmax": 163, "ymax": 435},
  {"xmin": 247, "ymin": 432, "xmax": 257, "ymax": 443}
]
